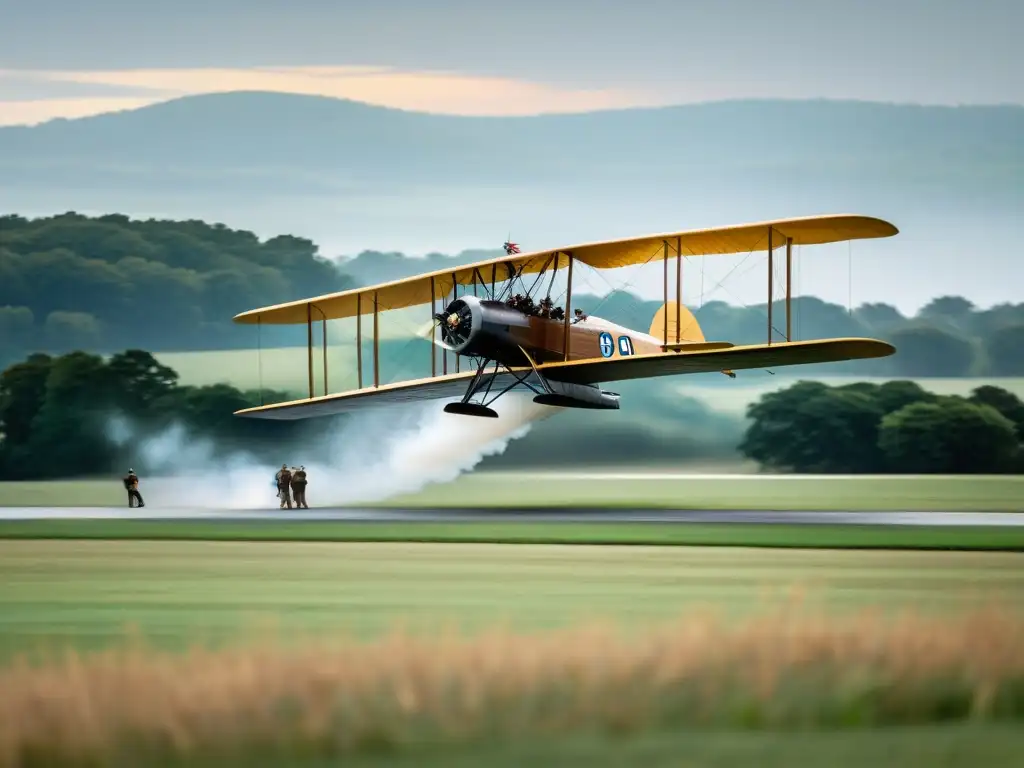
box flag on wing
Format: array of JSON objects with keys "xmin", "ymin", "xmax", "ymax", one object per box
[{"xmin": 503, "ymin": 241, "xmax": 520, "ymax": 255}]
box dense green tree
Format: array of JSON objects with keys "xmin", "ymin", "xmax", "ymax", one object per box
[
  {"xmin": 739, "ymin": 381, "xmax": 884, "ymax": 472},
  {"xmin": 879, "ymin": 400, "xmax": 1019, "ymax": 473},
  {"xmin": 984, "ymin": 325, "xmax": 1024, "ymax": 376},
  {"xmin": 0, "ymin": 348, "xmax": 327, "ymax": 480},
  {"xmin": 0, "ymin": 212, "xmax": 354, "ymax": 356},
  {"xmin": 855, "ymin": 302, "xmax": 906, "ymax": 333},
  {"xmin": 741, "ymin": 380, "xmax": 1024, "ymax": 474},
  {"xmin": 918, "ymin": 296, "xmax": 976, "ymax": 326},
  {"xmin": 834, "ymin": 379, "xmax": 939, "ymax": 415},
  {"xmin": 887, "ymin": 326, "xmax": 976, "ymax": 377},
  {"xmin": 23, "ymin": 352, "xmax": 119, "ymax": 477},
  {"xmin": 0, "ymin": 353, "xmax": 53, "ymax": 474},
  {"xmin": 106, "ymin": 350, "xmax": 180, "ymax": 416},
  {"xmin": 969, "ymin": 385, "xmax": 1024, "ymax": 440}
]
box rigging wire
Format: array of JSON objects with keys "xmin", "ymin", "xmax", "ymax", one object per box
[
  {"xmin": 700, "ymin": 256, "xmax": 705, "ymax": 309},
  {"xmin": 848, "ymin": 241, "xmax": 853, "ymax": 315},
  {"xmin": 256, "ymin": 317, "xmax": 264, "ymax": 406}
]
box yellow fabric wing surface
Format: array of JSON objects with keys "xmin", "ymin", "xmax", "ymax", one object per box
[
  {"xmin": 234, "ymin": 214, "xmax": 897, "ymax": 325},
  {"xmin": 235, "ymin": 338, "xmax": 894, "ymax": 420}
]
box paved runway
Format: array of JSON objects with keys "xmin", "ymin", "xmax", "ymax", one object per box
[{"xmin": 1, "ymin": 507, "xmax": 1023, "ymax": 526}]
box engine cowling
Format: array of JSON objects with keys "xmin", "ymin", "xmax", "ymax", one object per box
[{"xmin": 435, "ymin": 294, "xmax": 532, "ymax": 362}]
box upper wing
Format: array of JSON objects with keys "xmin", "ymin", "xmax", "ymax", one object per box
[
  {"xmin": 235, "ymin": 337, "xmax": 893, "ymax": 420},
  {"xmin": 233, "ymin": 214, "xmax": 898, "ymax": 325}
]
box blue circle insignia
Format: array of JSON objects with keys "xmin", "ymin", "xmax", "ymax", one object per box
[{"xmin": 599, "ymin": 332, "xmax": 614, "ymax": 358}]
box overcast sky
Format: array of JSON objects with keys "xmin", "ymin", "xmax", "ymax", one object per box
[{"xmin": 1, "ymin": 0, "xmax": 1021, "ymax": 124}]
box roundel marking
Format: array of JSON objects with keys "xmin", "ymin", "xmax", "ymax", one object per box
[{"xmin": 599, "ymin": 332, "xmax": 614, "ymax": 358}]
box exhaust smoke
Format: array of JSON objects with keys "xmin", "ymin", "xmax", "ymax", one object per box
[{"xmin": 105, "ymin": 395, "xmax": 560, "ymax": 509}]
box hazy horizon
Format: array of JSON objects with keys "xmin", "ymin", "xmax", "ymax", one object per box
[{"xmin": 2, "ymin": 0, "xmax": 1022, "ymax": 125}]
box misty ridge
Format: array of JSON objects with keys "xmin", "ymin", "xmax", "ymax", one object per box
[{"xmin": 2, "ymin": 93, "xmax": 1021, "ymax": 197}]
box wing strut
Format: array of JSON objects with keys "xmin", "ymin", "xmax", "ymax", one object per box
[
  {"xmin": 356, "ymin": 294, "xmax": 363, "ymax": 389},
  {"xmin": 306, "ymin": 303, "xmax": 313, "ymax": 398},
  {"xmin": 562, "ymin": 253, "xmax": 573, "ymax": 361},
  {"xmin": 430, "ymin": 276, "xmax": 437, "ymax": 378},
  {"xmin": 785, "ymin": 236, "xmax": 793, "ymax": 341},
  {"xmin": 768, "ymin": 227, "xmax": 774, "ymax": 345},
  {"xmin": 675, "ymin": 236, "xmax": 682, "ymax": 344},
  {"xmin": 373, "ymin": 291, "xmax": 379, "ymax": 387}
]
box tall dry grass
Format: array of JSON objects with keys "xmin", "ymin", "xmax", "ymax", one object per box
[{"xmin": 2, "ymin": 606, "xmax": 1024, "ymax": 766}]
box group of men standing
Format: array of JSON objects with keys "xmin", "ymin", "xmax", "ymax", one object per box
[
  {"xmin": 275, "ymin": 465, "xmax": 309, "ymax": 509},
  {"xmin": 120, "ymin": 466, "xmax": 310, "ymax": 510}
]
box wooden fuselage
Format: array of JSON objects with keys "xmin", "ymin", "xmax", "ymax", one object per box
[{"xmin": 510, "ymin": 315, "xmax": 664, "ymax": 364}]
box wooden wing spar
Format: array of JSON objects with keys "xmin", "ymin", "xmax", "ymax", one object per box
[{"xmin": 233, "ymin": 213, "xmax": 899, "ymax": 419}]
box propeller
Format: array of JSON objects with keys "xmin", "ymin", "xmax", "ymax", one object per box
[
  {"xmin": 414, "ymin": 299, "xmax": 473, "ymax": 351},
  {"xmin": 435, "ymin": 300, "xmax": 474, "ymax": 348}
]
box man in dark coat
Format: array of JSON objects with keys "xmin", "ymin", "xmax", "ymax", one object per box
[{"xmin": 290, "ymin": 466, "xmax": 308, "ymax": 509}]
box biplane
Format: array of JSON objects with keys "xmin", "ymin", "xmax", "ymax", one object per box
[{"xmin": 232, "ymin": 214, "xmax": 898, "ymax": 419}]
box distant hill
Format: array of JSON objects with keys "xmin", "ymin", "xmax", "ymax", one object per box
[
  {"xmin": 2, "ymin": 93, "xmax": 1020, "ymax": 193},
  {"xmin": 1, "ymin": 92, "xmax": 1021, "ymax": 309}
]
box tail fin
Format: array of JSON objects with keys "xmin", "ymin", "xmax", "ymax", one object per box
[{"xmin": 649, "ymin": 301, "xmax": 705, "ymax": 344}]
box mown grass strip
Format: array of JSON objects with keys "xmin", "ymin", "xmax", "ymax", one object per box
[{"xmin": 3, "ymin": 520, "xmax": 1024, "ymax": 550}]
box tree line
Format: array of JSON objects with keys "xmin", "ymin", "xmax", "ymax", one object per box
[
  {"xmin": 2, "ymin": 212, "xmax": 1024, "ymax": 379},
  {"xmin": 0, "ymin": 212, "xmax": 353, "ymax": 363},
  {"xmin": 0, "ymin": 349, "xmax": 329, "ymax": 480},
  {"xmin": 2, "ymin": 347, "xmax": 1023, "ymax": 480},
  {"xmin": 740, "ymin": 380, "xmax": 1024, "ymax": 474}
]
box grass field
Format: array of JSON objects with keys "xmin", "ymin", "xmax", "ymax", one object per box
[
  {"xmin": 2, "ymin": 540, "xmax": 1024, "ymax": 766},
  {"xmin": 2, "ymin": 471, "xmax": 1022, "ymax": 510},
  {"xmin": 3, "ymin": 540, "xmax": 1022, "ymax": 656}
]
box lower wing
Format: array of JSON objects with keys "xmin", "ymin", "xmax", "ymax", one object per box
[{"xmin": 234, "ymin": 338, "xmax": 893, "ymax": 420}]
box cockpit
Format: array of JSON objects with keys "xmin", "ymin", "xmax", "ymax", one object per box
[{"xmin": 506, "ymin": 294, "xmax": 566, "ymax": 321}]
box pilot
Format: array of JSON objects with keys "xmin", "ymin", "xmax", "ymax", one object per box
[
  {"xmin": 572, "ymin": 308, "xmax": 588, "ymax": 324},
  {"xmin": 538, "ymin": 297, "xmax": 553, "ymax": 318}
]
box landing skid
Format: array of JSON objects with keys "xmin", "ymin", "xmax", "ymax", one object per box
[
  {"xmin": 446, "ymin": 347, "xmax": 619, "ymax": 417},
  {"xmin": 444, "ymin": 347, "xmax": 553, "ymax": 418},
  {"xmin": 443, "ymin": 402, "xmax": 499, "ymax": 418}
]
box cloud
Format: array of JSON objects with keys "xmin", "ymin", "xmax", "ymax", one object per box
[{"xmin": 0, "ymin": 65, "xmax": 670, "ymax": 126}]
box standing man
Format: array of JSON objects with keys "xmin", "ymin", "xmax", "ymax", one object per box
[
  {"xmin": 290, "ymin": 466, "xmax": 308, "ymax": 509},
  {"xmin": 275, "ymin": 464, "xmax": 293, "ymax": 509},
  {"xmin": 123, "ymin": 468, "xmax": 144, "ymax": 508}
]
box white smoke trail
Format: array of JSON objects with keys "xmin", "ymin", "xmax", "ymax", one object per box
[{"xmin": 105, "ymin": 395, "xmax": 559, "ymax": 509}]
